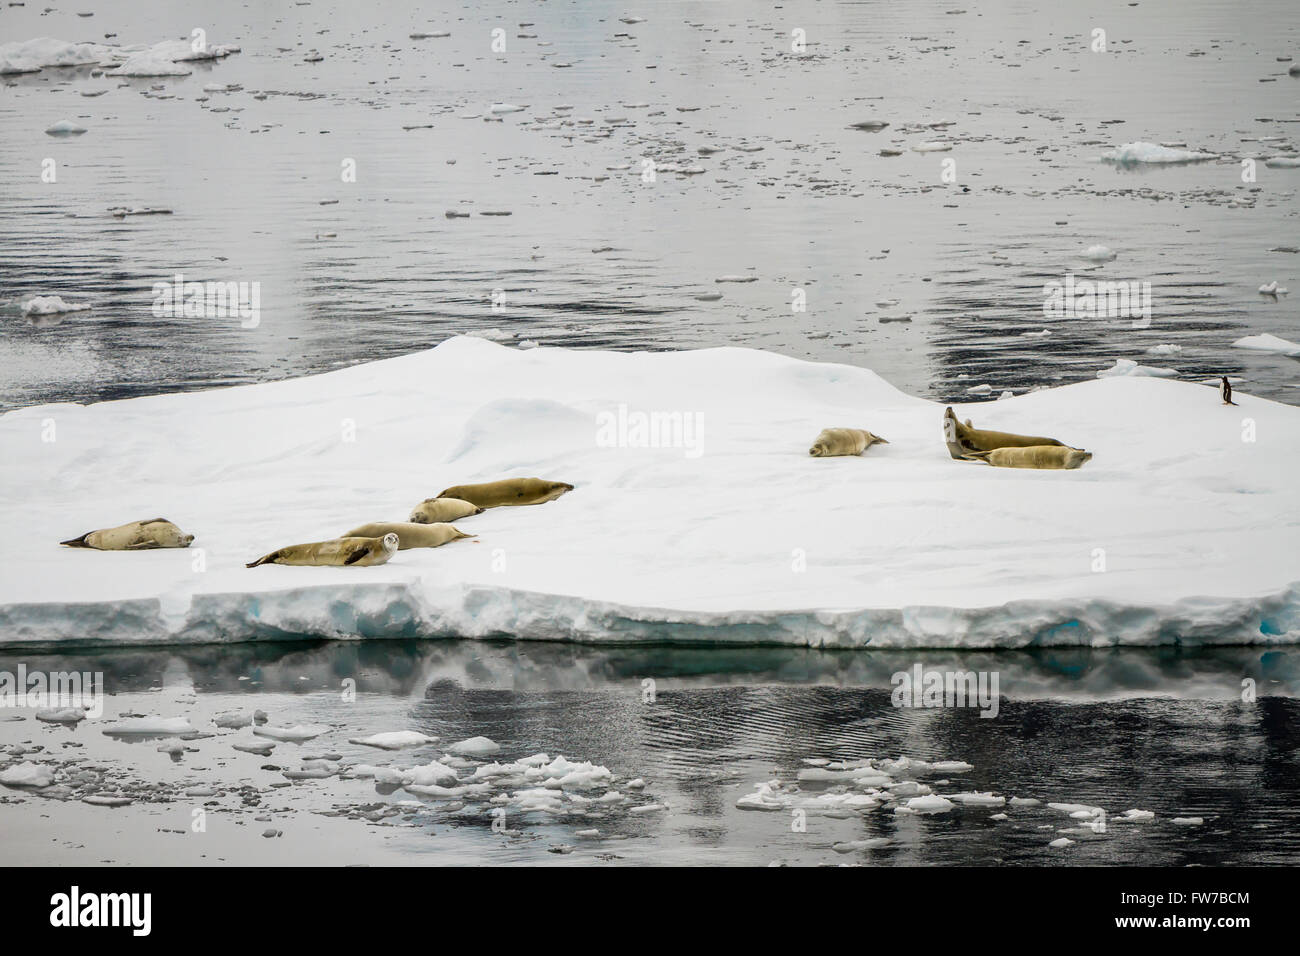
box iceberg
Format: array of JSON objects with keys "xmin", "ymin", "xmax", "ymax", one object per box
[{"xmin": 1, "ymin": 336, "xmax": 1298, "ymax": 649}]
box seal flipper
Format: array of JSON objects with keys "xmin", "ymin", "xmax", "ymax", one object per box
[
  {"xmin": 343, "ymin": 545, "xmax": 371, "ymax": 566},
  {"xmin": 125, "ymin": 541, "xmax": 162, "ymax": 550},
  {"xmin": 59, "ymin": 532, "xmax": 93, "ymax": 548},
  {"xmin": 961, "ymin": 450, "xmax": 992, "ymax": 463},
  {"xmin": 246, "ymin": 550, "xmax": 281, "ymax": 569}
]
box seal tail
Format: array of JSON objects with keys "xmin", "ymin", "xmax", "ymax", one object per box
[
  {"xmin": 961, "ymin": 451, "xmax": 992, "ymax": 463},
  {"xmin": 59, "ymin": 532, "xmax": 93, "ymax": 548},
  {"xmin": 873, "ymin": 436, "xmax": 890, "ymax": 445}
]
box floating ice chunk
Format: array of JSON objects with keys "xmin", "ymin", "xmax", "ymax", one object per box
[
  {"xmin": 629, "ymin": 802, "xmax": 667, "ymax": 814},
  {"xmin": 409, "ymin": 31, "xmax": 451, "ymax": 39},
  {"xmin": 1048, "ymin": 837, "xmax": 1074, "ymax": 848},
  {"xmin": 1081, "ymin": 244, "xmax": 1117, "ymax": 262},
  {"xmin": 102, "ymin": 717, "xmax": 197, "ymax": 737},
  {"xmin": 232, "ymin": 740, "xmax": 274, "ymax": 754},
  {"xmin": 0, "ymin": 37, "xmax": 115, "ymax": 74},
  {"xmin": 619, "ymin": 16, "xmax": 646, "ymax": 24},
  {"xmin": 0, "ymin": 762, "xmax": 55, "ymax": 787},
  {"xmin": 35, "ymin": 707, "xmax": 86, "ymax": 723},
  {"xmin": 347, "ymin": 731, "xmax": 438, "ymax": 750},
  {"xmin": 1264, "ymin": 157, "xmax": 1300, "ymax": 168},
  {"xmin": 1022, "ymin": 329, "xmax": 1051, "ymax": 338},
  {"xmin": 44, "ymin": 121, "xmax": 87, "ymax": 137},
  {"xmin": 990, "ymin": 812, "xmax": 1009, "ymax": 821},
  {"xmin": 1009, "ymin": 797, "xmax": 1041, "ymax": 806},
  {"xmin": 1171, "ymin": 816, "xmax": 1203, "ymax": 825},
  {"xmin": 966, "ymin": 384, "xmax": 993, "ymax": 394},
  {"xmin": 488, "ymin": 103, "xmax": 527, "ymax": 114},
  {"xmin": 832, "ymin": 838, "xmax": 890, "ymax": 852},
  {"xmin": 1116, "ymin": 808, "xmax": 1155, "ymax": 822},
  {"xmin": 948, "ymin": 791, "xmax": 1006, "ymax": 807},
  {"xmin": 82, "ymin": 795, "xmax": 131, "ymax": 807},
  {"xmin": 1258, "ymin": 281, "xmax": 1289, "ymax": 295},
  {"xmin": 1096, "ymin": 358, "xmax": 1177, "ymax": 378},
  {"xmin": 849, "ymin": 120, "xmax": 890, "ymax": 131},
  {"xmin": 156, "ymin": 741, "xmax": 184, "ymax": 756},
  {"xmin": 737, "ymin": 780, "xmax": 881, "ymax": 813},
  {"xmin": 1047, "ymin": 802, "xmax": 1103, "ymax": 817},
  {"xmin": 253, "ymin": 723, "xmax": 329, "ymax": 742},
  {"xmin": 715, "ymin": 275, "xmax": 757, "ymax": 283},
  {"xmin": 1232, "ymin": 333, "xmax": 1300, "ymax": 356},
  {"xmin": 446, "ymin": 736, "xmax": 501, "ymax": 756},
  {"xmin": 904, "ymin": 794, "xmax": 956, "ymax": 814},
  {"xmin": 21, "ymin": 295, "xmax": 90, "ymax": 315},
  {"xmin": 402, "ymin": 760, "xmax": 460, "ymax": 788},
  {"xmin": 912, "ymin": 141, "xmax": 952, "ymax": 152},
  {"xmin": 1101, "ymin": 142, "xmax": 1217, "ymax": 164},
  {"xmin": 1146, "ymin": 344, "xmax": 1182, "ymax": 356},
  {"xmin": 105, "ymin": 38, "xmax": 238, "ymax": 77}
]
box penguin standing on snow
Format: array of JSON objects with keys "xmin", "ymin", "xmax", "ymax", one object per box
[{"xmin": 1220, "ymin": 376, "xmax": 1237, "ymax": 406}]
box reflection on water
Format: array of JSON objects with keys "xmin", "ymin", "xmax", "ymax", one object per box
[
  {"xmin": 2, "ymin": 0, "xmax": 1299, "ymax": 411},
  {"xmin": 3, "ymin": 640, "xmax": 1297, "ymax": 865}
]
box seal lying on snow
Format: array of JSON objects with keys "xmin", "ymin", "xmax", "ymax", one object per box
[
  {"xmin": 408, "ymin": 497, "xmax": 484, "ymax": 524},
  {"xmin": 943, "ymin": 407, "xmax": 1066, "ymax": 461},
  {"xmin": 962, "ymin": 446, "xmax": 1092, "ymax": 470},
  {"xmin": 437, "ymin": 478, "xmax": 574, "ymax": 508},
  {"xmin": 342, "ymin": 522, "xmax": 474, "ymax": 550},
  {"xmin": 60, "ymin": 518, "xmax": 194, "ymax": 550},
  {"xmin": 809, "ymin": 427, "xmax": 889, "ymax": 457},
  {"xmin": 246, "ymin": 533, "xmax": 399, "ymax": 568}
]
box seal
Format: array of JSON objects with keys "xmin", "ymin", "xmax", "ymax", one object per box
[
  {"xmin": 245, "ymin": 533, "xmax": 399, "ymax": 568},
  {"xmin": 408, "ymin": 497, "xmax": 484, "ymax": 524},
  {"xmin": 1220, "ymin": 376, "xmax": 1237, "ymax": 406},
  {"xmin": 436, "ymin": 478, "xmax": 574, "ymax": 508},
  {"xmin": 342, "ymin": 522, "xmax": 475, "ymax": 550},
  {"xmin": 60, "ymin": 518, "xmax": 194, "ymax": 550},
  {"xmin": 943, "ymin": 407, "xmax": 1066, "ymax": 461},
  {"xmin": 962, "ymin": 445, "xmax": 1092, "ymax": 470},
  {"xmin": 809, "ymin": 427, "xmax": 889, "ymax": 457}
]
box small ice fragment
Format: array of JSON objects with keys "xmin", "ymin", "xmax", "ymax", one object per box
[{"xmin": 1082, "ymin": 244, "xmax": 1117, "ymax": 262}]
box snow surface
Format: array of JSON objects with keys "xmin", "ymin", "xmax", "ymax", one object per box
[{"xmin": 1, "ymin": 336, "xmax": 1297, "ymax": 648}]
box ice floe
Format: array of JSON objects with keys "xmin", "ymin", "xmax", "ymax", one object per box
[
  {"xmin": 1101, "ymin": 142, "xmax": 1218, "ymax": 164},
  {"xmin": 347, "ymin": 731, "xmax": 438, "ymax": 750},
  {"xmin": 1096, "ymin": 358, "xmax": 1178, "ymax": 378},
  {"xmin": 20, "ymin": 295, "xmax": 90, "ymax": 315},
  {"xmin": 1233, "ymin": 333, "xmax": 1300, "ymax": 356},
  {"xmin": 2, "ymin": 336, "xmax": 1299, "ymax": 649}
]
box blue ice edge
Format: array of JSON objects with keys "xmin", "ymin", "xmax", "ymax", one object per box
[{"xmin": 0, "ymin": 581, "xmax": 1298, "ymax": 650}]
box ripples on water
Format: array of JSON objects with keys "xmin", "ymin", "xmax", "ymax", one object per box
[
  {"xmin": 1, "ymin": 0, "xmax": 1298, "ymax": 410},
  {"xmin": 3, "ymin": 641, "xmax": 1297, "ymax": 865}
]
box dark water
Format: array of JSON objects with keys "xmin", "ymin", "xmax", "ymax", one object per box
[
  {"xmin": 3, "ymin": 640, "xmax": 1297, "ymax": 865},
  {"xmin": 2, "ymin": 0, "xmax": 1299, "ymax": 412}
]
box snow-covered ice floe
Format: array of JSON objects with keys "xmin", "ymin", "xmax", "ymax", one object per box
[
  {"xmin": 1100, "ymin": 141, "xmax": 1218, "ymax": 164},
  {"xmin": 0, "ymin": 37, "xmax": 113, "ymax": 74},
  {"xmin": 1, "ymin": 336, "xmax": 1298, "ymax": 648},
  {"xmin": 1, "ymin": 36, "xmax": 239, "ymax": 78},
  {"xmin": 1233, "ymin": 333, "xmax": 1300, "ymax": 357},
  {"xmin": 20, "ymin": 295, "xmax": 91, "ymax": 315}
]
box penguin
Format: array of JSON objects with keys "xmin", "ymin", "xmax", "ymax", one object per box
[{"xmin": 1220, "ymin": 376, "xmax": 1237, "ymax": 406}]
